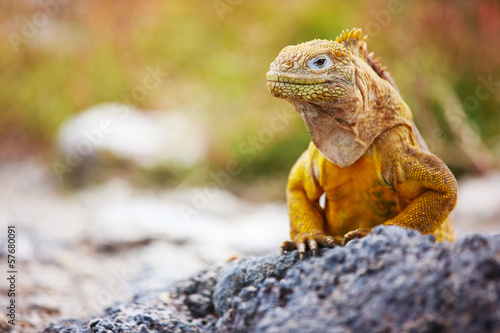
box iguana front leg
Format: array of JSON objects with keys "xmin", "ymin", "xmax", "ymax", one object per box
[
  {"xmin": 283, "ymin": 151, "xmax": 340, "ymax": 259},
  {"xmin": 342, "ymin": 145, "xmax": 458, "ymax": 244},
  {"xmin": 381, "ymin": 144, "xmax": 458, "ymax": 235}
]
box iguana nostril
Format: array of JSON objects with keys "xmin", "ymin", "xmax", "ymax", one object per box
[{"xmin": 282, "ymin": 61, "xmax": 293, "ymax": 69}]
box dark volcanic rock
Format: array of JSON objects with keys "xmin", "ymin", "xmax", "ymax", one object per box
[
  {"xmin": 213, "ymin": 247, "xmax": 309, "ymax": 316},
  {"xmin": 217, "ymin": 226, "xmax": 500, "ymax": 333},
  {"xmin": 44, "ymin": 226, "xmax": 500, "ymax": 333},
  {"xmin": 44, "ymin": 267, "xmax": 221, "ymax": 333}
]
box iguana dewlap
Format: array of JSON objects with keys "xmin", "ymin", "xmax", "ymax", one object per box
[{"xmin": 266, "ymin": 29, "xmax": 457, "ymax": 258}]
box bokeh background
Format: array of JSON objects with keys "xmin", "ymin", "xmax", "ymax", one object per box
[
  {"xmin": 1, "ymin": 0, "xmax": 500, "ymax": 195},
  {"xmin": 1, "ymin": 0, "xmax": 500, "ymax": 331}
]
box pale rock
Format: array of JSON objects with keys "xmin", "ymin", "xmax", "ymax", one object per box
[{"xmin": 57, "ymin": 103, "xmax": 210, "ymax": 170}]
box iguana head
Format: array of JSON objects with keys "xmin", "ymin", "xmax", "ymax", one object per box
[
  {"xmin": 267, "ymin": 28, "xmax": 412, "ymax": 168},
  {"xmin": 267, "ymin": 36, "xmax": 358, "ymax": 113}
]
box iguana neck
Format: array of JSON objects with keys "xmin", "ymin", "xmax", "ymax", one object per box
[{"xmin": 290, "ymin": 63, "xmax": 413, "ymax": 168}]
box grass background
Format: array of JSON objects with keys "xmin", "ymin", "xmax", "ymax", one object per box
[{"xmin": 1, "ymin": 0, "xmax": 499, "ymax": 198}]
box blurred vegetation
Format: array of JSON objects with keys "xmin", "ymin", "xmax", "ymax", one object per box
[{"xmin": 1, "ymin": 0, "xmax": 499, "ymax": 199}]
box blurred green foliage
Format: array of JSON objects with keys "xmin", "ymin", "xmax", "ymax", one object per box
[{"xmin": 1, "ymin": 0, "xmax": 499, "ymax": 197}]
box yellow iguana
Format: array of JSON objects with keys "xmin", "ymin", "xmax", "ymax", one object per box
[{"xmin": 266, "ymin": 28, "xmax": 458, "ymax": 258}]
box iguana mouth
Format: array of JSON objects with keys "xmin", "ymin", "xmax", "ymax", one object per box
[{"xmin": 266, "ymin": 72, "xmax": 331, "ymax": 85}]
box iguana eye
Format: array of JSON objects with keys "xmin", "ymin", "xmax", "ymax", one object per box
[{"xmin": 308, "ymin": 55, "xmax": 333, "ymax": 70}]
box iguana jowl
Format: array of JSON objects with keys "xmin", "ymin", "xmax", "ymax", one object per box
[{"xmin": 266, "ymin": 28, "xmax": 458, "ymax": 258}]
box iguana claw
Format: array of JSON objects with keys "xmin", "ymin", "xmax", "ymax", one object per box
[
  {"xmin": 342, "ymin": 228, "xmax": 371, "ymax": 246},
  {"xmin": 281, "ymin": 233, "xmax": 341, "ymax": 259},
  {"xmin": 308, "ymin": 239, "xmax": 318, "ymax": 257}
]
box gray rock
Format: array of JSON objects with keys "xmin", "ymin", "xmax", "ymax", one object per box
[
  {"xmin": 212, "ymin": 246, "xmax": 332, "ymax": 317},
  {"xmin": 217, "ymin": 226, "xmax": 500, "ymax": 333},
  {"xmin": 55, "ymin": 103, "xmax": 210, "ymax": 183},
  {"xmin": 44, "ymin": 226, "xmax": 500, "ymax": 333},
  {"xmin": 44, "ymin": 267, "xmax": 221, "ymax": 333},
  {"xmin": 213, "ymin": 251, "xmax": 300, "ymax": 316}
]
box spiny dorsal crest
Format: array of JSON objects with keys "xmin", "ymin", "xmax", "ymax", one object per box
[
  {"xmin": 336, "ymin": 28, "xmax": 400, "ymax": 94},
  {"xmin": 335, "ymin": 28, "xmax": 366, "ymax": 58},
  {"xmin": 335, "ymin": 28, "xmax": 363, "ymax": 44}
]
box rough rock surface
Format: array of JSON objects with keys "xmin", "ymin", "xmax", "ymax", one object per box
[
  {"xmin": 217, "ymin": 226, "xmax": 500, "ymax": 332},
  {"xmin": 213, "ymin": 249, "xmax": 302, "ymax": 316},
  {"xmin": 44, "ymin": 267, "xmax": 221, "ymax": 333},
  {"xmin": 43, "ymin": 226, "xmax": 500, "ymax": 333}
]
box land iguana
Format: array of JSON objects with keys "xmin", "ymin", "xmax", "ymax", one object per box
[{"xmin": 266, "ymin": 28, "xmax": 458, "ymax": 259}]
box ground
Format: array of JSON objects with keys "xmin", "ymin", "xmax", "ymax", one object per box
[{"xmin": 1, "ymin": 159, "xmax": 500, "ymax": 332}]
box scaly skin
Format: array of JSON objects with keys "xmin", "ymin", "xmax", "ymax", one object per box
[{"xmin": 266, "ymin": 29, "xmax": 458, "ymax": 259}]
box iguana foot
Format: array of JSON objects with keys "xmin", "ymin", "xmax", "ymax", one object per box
[
  {"xmin": 281, "ymin": 233, "xmax": 341, "ymax": 260},
  {"xmin": 342, "ymin": 228, "xmax": 371, "ymax": 246}
]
